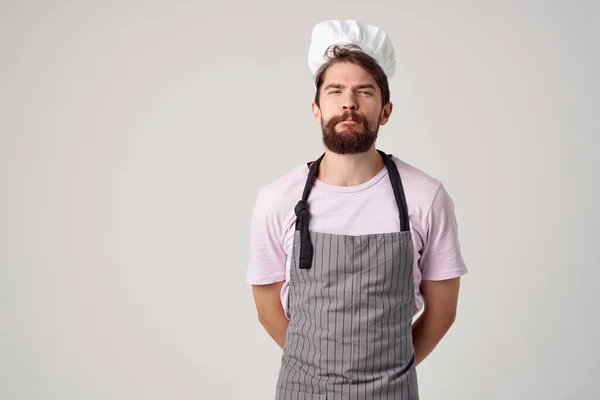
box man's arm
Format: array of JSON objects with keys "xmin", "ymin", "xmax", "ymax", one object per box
[
  {"xmin": 252, "ymin": 281, "xmax": 289, "ymax": 349},
  {"xmin": 412, "ymin": 277, "xmax": 461, "ymax": 366}
]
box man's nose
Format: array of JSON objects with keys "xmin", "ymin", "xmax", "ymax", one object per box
[{"xmin": 342, "ymin": 95, "xmax": 358, "ymax": 110}]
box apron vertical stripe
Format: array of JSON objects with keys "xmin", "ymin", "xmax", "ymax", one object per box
[
  {"xmin": 343, "ymin": 235, "xmax": 350, "ymax": 400},
  {"xmin": 376, "ymin": 236, "xmax": 384, "ymax": 391},
  {"xmin": 359, "ymin": 235, "xmax": 366, "ymax": 399},
  {"xmin": 390, "ymin": 233, "xmax": 398, "ymax": 400},
  {"xmin": 400, "ymin": 234, "xmax": 412, "ymax": 398},
  {"xmin": 295, "ymin": 231, "xmax": 309, "ymax": 391},
  {"xmin": 383, "ymin": 234, "xmax": 391, "ymax": 399},
  {"xmin": 334, "ymin": 235, "xmax": 342, "ymax": 391},
  {"xmin": 369, "ymin": 235, "xmax": 376, "ymax": 397},
  {"xmin": 366, "ymin": 235, "xmax": 373, "ymax": 398},
  {"xmin": 319, "ymin": 233, "xmax": 329, "ymax": 392},
  {"xmin": 316, "ymin": 232, "xmax": 326, "ymax": 391},
  {"xmin": 282, "ymin": 236, "xmax": 296, "ymax": 391},
  {"xmin": 295, "ymin": 231, "xmax": 305, "ymax": 390},
  {"xmin": 348, "ymin": 234, "xmax": 353, "ymax": 399},
  {"xmin": 352, "ymin": 235, "xmax": 357, "ymax": 400},
  {"xmin": 305, "ymin": 232, "xmax": 317, "ymax": 393},
  {"xmin": 310, "ymin": 231, "xmax": 320, "ymax": 392}
]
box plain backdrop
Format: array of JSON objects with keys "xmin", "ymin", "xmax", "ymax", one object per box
[{"xmin": 1, "ymin": 1, "xmax": 599, "ymax": 399}]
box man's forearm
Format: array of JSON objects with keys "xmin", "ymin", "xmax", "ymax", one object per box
[
  {"xmin": 411, "ymin": 310, "xmax": 455, "ymax": 366},
  {"xmin": 259, "ymin": 312, "xmax": 289, "ymax": 349}
]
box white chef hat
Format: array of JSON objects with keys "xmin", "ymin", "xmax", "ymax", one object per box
[{"xmin": 308, "ymin": 19, "xmax": 396, "ymax": 79}]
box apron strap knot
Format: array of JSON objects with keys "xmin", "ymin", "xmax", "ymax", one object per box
[{"xmin": 294, "ymin": 200, "xmax": 309, "ymax": 216}]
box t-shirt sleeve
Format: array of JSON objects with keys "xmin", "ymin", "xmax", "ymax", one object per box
[
  {"xmin": 246, "ymin": 188, "xmax": 287, "ymax": 285},
  {"xmin": 419, "ymin": 183, "xmax": 468, "ymax": 280}
]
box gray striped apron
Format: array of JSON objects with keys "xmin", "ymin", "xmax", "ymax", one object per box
[{"xmin": 275, "ymin": 150, "xmax": 419, "ymax": 400}]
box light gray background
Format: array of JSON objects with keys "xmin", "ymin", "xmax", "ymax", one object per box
[{"xmin": 1, "ymin": 1, "xmax": 598, "ymax": 399}]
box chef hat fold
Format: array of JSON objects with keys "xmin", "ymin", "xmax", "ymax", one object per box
[{"xmin": 308, "ymin": 19, "xmax": 396, "ymax": 79}]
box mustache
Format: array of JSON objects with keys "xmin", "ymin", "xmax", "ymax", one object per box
[{"xmin": 326, "ymin": 111, "xmax": 366, "ymax": 127}]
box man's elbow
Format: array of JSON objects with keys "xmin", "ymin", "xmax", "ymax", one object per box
[
  {"xmin": 257, "ymin": 309, "xmax": 283, "ymax": 327},
  {"xmin": 446, "ymin": 310, "xmax": 457, "ymax": 328},
  {"xmin": 257, "ymin": 311, "xmax": 270, "ymax": 326},
  {"xmin": 425, "ymin": 307, "xmax": 456, "ymax": 330},
  {"xmin": 251, "ymin": 281, "xmax": 286, "ymax": 326}
]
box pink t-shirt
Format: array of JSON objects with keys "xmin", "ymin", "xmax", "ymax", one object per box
[{"xmin": 247, "ymin": 154, "xmax": 468, "ymax": 319}]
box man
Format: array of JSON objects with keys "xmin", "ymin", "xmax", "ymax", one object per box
[{"xmin": 247, "ymin": 19, "xmax": 468, "ymax": 400}]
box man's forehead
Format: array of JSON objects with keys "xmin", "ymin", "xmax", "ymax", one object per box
[{"xmin": 322, "ymin": 63, "xmax": 378, "ymax": 87}]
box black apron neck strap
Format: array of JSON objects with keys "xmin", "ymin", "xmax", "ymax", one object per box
[
  {"xmin": 301, "ymin": 152, "xmax": 325, "ymax": 202},
  {"xmin": 378, "ymin": 149, "xmax": 410, "ymax": 232}
]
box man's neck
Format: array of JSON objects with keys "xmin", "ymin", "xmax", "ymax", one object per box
[{"xmin": 314, "ymin": 147, "xmax": 385, "ymax": 187}]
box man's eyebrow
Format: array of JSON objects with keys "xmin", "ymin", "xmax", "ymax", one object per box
[
  {"xmin": 355, "ymin": 84, "xmax": 377, "ymax": 90},
  {"xmin": 323, "ymin": 83, "xmax": 343, "ymax": 91},
  {"xmin": 322, "ymin": 83, "xmax": 377, "ymax": 91}
]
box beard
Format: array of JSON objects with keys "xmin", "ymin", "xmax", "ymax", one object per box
[{"xmin": 321, "ymin": 110, "xmax": 380, "ymax": 155}]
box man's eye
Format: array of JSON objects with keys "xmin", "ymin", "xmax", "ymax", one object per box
[
  {"xmin": 329, "ymin": 90, "xmax": 340, "ymax": 94},
  {"xmin": 359, "ymin": 91, "xmax": 372, "ymax": 95}
]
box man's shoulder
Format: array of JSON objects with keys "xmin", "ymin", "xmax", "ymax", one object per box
[
  {"xmin": 389, "ymin": 154, "xmax": 444, "ymax": 199},
  {"xmin": 254, "ymin": 163, "xmax": 307, "ymax": 213}
]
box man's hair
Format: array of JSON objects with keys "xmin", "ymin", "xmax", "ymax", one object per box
[{"xmin": 314, "ymin": 43, "xmax": 391, "ymax": 107}]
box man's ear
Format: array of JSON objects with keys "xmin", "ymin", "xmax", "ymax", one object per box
[
  {"xmin": 312, "ymin": 102, "xmax": 322, "ymax": 123},
  {"xmin": 379, "ymin": 102, "xmax": 393, "ymax": 125}
]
